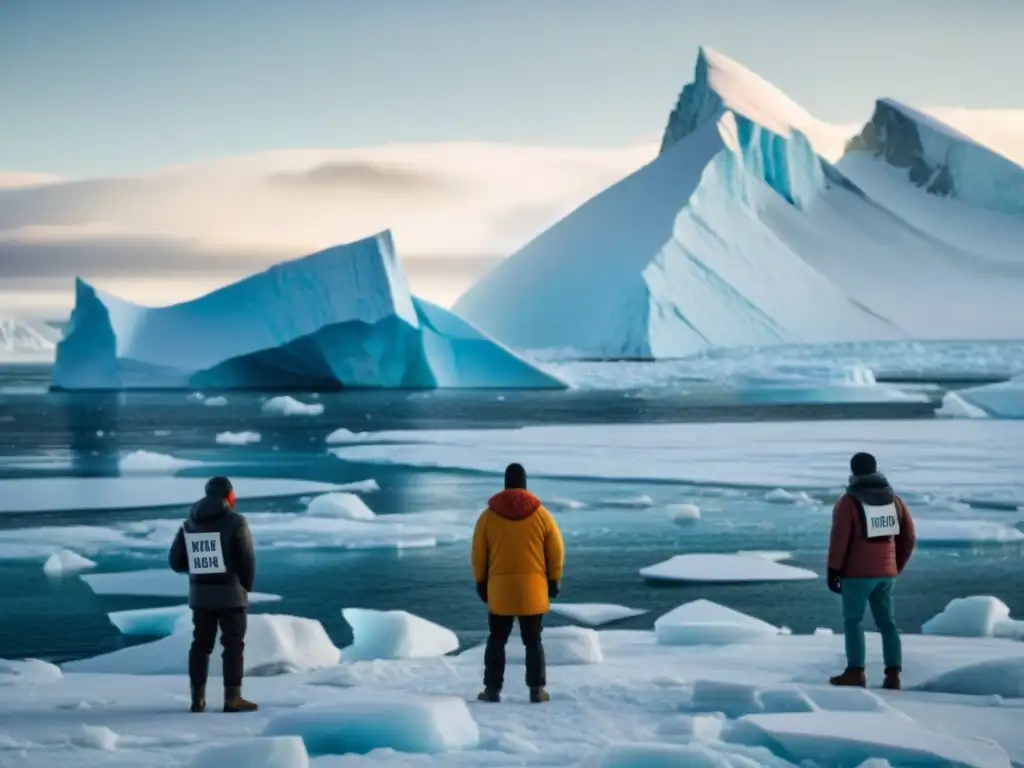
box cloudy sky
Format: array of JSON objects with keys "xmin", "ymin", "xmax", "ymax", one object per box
[{"xmin": 0, "ymin": 0, "xmax": 1021, "ymax": 315}]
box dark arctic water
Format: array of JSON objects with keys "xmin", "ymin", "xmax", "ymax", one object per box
[{"xmin": 0, "ymin": 364, "xmax": 1021, "ymax": 664}]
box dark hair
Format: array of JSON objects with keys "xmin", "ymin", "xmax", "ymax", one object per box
[
  {"xmin": 504, "ymin": 463, "xmax": 527, "ymax": 490},
  {"xmin": 850, "ymin": 452, "xmax": 877, "ymax": 477},
  {"xmin": 205, "ymin": 476, "xmax": 234, "ymax": 498}
]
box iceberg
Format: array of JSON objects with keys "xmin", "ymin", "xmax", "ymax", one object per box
[
  {"xmin": 0, "ymin": 315, "xmax": 60, "ymax": 362},
  {"xmin": 51, "ymin": 231, "xmax": 565, "ymax": 391},
  {"xmin": 455, "ymin": 48, "xmax": 1024, "ymax": 353}
]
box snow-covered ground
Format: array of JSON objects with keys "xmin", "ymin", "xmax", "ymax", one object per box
[{"xmin": 4, "ymin": 601, "xmax": 1024, "ymax": 766}]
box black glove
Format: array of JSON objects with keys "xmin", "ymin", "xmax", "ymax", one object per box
[
  {"xmin": 475, "ymin": 580, "xmax": 487, "ymax": 603},
  {"xmin": 827, "ymin": 569, "xmax": 842, "ymax": 595},
  {"xmin": 548, "ymin": 579, "xmax": 560, "ymax": 599}
]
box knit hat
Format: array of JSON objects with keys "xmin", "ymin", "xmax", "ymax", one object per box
[
  {"xmin": 504, "ymin": 463, "xmax": 527, "ymax": 490},
  {"xmin": 205, "ymin": 476, "xmax": 234, "ymax": 499},
  {"xmin": 849, "ymin": 452, "xmax": 877, "ymax": 477}
]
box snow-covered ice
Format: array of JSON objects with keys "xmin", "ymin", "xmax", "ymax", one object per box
[
  {"xmin": 922, "ymin": 596, "xmax": 1024, "ymax": 639},
  {"xmin": 919, "ymin": 656, "xmax": 1024, "ymax": 699},
  {"xmin": 341, "ymin": 608, "xmax": 459, "ymax": 661},
  {"xmin": 42, "ymin": 548, "xmax": 96, "ymax": 576},
  {"xmin": 262, "ymin": 396, "xmax": 324, "ymax": 417},
  {"xmin": 305, "ymin": 492, "xmax": 376, "ymax": 520},
  {"xmin": 915, "ymin": 519, "xmax": 1024, "ymax": 546},
  {"xmin": 0, "ymin": 476, "xmax": 353, "ymax": 514},
  {"xmin": 0, "ymin": 657, "xmax": 62, "ymax": 685},
  {"xmin": 262, "ymin": 691, "xmax": 480, "ymax": 755},
  {"xmin": 118, "ymin": 449, "xmax": 204, "ymax": 474},
  {"xmin": 666, "ymin": 502, "xmax": 701, "ymax": 523},
  {"xmin": 50, "ymin": 232, "xmax": 565, "ymax": 391},
  {"xmin": 640, "ymin": 554, "xmax": 817, "ymax": 584},
  {"xmin": 654, "ymin": 599, "xmax": 781, "ymax": 646},
  {"xmin": 937, "ymin": 392, "xmax": 990, "ymax": 419},
  {"xmin": 4, "ymin": 628, "xmax": 1024, "ymax": 765},
  {"xmin": 65, "ymin": 614, "xmax": 341, "ymax": 676},
  {"xmin": 215, "ymin": 430, "xmax": 262, "ymax": 445},
  {"xmin": 957, "ymin": 377, "xmax": 1024, "ymax": 419},
  {"xmin": 81, "ymin": 568, "xmax": 282, "ymax": 602},
  {"xmin": 549, "ymin": 603, "xmax": 649, "ymax": 627}
]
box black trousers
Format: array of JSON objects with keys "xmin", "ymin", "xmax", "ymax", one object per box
[
  {"xmin": 188, "ymin": 607, "xmax": 247, "ymax": 690},
  {"xmin": 483, "ymin": 612, "xmax": 545, "ymax": 690}
]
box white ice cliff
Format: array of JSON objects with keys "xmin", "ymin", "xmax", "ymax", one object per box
[
  {"xmin": 455, "ymin": 48, "xmax": 1024, "ymax": 356},
  {"xmin": 50, "ymin": 231, "xmax": 565, "ymax": 390}
]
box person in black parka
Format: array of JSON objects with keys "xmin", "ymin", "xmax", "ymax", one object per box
[{"xmin": 169, "ymin": 476, "xmax": 258, "ymax": 713}]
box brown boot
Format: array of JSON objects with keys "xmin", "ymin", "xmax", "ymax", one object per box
[
  {"xmin": 882, "ymin": 667, "xmax": 901, "ymax": 690},
  {"xmin": 223, "ymin": 686, "xmax": 259, "ymax": 713},
  {"xmin": 190, "ymin": 686, "xmax": 206, "ymax": 713},
  {"xmin": 829, "ymin": 667, "xmax": 866, "ymax": 687},
  {"xmin": 529, "ymin": 687, "xmax": 550, "ymax": 703},
  {"xmin": 476, "ymin": 688, "xmax": 501, "ymax": 703}
]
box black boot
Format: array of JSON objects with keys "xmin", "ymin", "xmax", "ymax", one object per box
[
  {"xmin": 476, "ymin": 688, "xmax": 501, "ymax": 703},
  {"xmin": 190, "ymin": 686, "xmax": 206, "ymax": 713}
]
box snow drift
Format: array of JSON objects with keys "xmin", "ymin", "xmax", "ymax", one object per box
[
  {"xmin": 50, "ymin": 231, "xmax": 565, "ymax": 391},
  {"xmin": 455, "ymin": 47, "xmax": 1024, "ymax": 355}
]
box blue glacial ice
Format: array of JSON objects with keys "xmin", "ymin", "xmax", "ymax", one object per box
[
  {"xmin": 956, "ymin": 377, "xmax": 1024, "ymax": 419},
  {"xmin": 51, "ymin": 231, "xmax": 565, "ymax": 391}
]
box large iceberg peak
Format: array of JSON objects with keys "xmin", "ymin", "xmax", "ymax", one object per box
[{"xmin": 845, "ymin": 98, "xmax": 1024, "ymax": 215}]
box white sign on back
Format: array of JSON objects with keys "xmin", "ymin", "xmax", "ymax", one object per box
[
  {"xmin": 184, "ymin": 531, "xmax": 227, "ymax": 575},
  {"xmin": 863, "ymin": 502, "xmax": 901, "ymax": 539}
]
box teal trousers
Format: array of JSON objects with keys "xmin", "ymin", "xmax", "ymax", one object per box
[{"xmin": 841, "ymin": 577, "xmax": 901, "ymax": 669}]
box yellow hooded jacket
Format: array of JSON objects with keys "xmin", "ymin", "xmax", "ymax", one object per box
[{"xmin": 471, "ymin": 489, "xmax": 565, "ymax": 617}]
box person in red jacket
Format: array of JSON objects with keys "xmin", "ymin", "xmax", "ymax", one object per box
[{"xmin": 826, "ymin": 452, "xmax": 916, "ymax": 690}]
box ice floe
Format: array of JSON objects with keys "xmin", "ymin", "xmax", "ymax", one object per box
[
  {"xmin": 666, "ymin": 502, "xmax": 701, "ymax": 523},
  {"xmin": 190, "ymin": 736, "xmax": 309, "ymax": 768},
  {"xmin": 65, "ymin": 614, "xmax": 341, "ymax": 676},
  {"xmin": 305, "ymin": 492, "xmax": 376, "ymax": 520},
  {"xmin": 639, "ymin": 554, "xmax": 817, "ymax": 583},
  {"xmin": 42, "ymin": 548, "xmax": 96, "ymax": 576},
  {"xmin": 108, "ymin": 605, "xmax": 191, "ymax": 637},
  {"xmin": 118, "ymin": 449, "xmax": 204, "ymax": 474},
  {"xmin": 915, "ymin": 519, "xmax": 1024, "ymax": 546},
  {"xmin": 341, "ymin": 608, "xmax": 459, "ymax": 661},
  {"xmin": 81, "ymin": 568, "xmax": 282, "ymax": 602},
  {"xmin": 654, "ymin": 599, "xmax": 781, "ymax": 646},
  {"xmin": 262, "ymin": 396, "xmax": 324, "ymax": 417},
  {"xmin": 922, "ymin": 596, "xmax": 1024, "ymax": 639},
  {"xmin": 549, "ymin": 602, "xmax": 648, "ymax": 627},
  {"xmin": 202, "ymin": 395, "xmax": 228, "ymax": 407},
  {"xmin": 0, "ymin": 477, "xmax": 353, "ymax": 514},
  {"xmin": 215, "ymin": 430, "xmax": 262, "ymax": 445}
]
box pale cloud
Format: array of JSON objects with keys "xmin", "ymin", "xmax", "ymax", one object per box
[{"xmin": 0, "ymin": 172, "xmax": 63, "ymax": 190}]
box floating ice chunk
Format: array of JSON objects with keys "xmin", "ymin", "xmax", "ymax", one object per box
[
  {"xmin": 640, "ymin": 554, "xmax": 817, "ymax": 583},
  {"xmin": 814, "ymin": 627, "xmax": 835, "ymax": 636},
  {"xmin": 203, "ymin": 396, "xmax": 228, "ymax": 407},
  {"xmin": 547, "ymin": 497, "xmax": 587, "ymax": 510},
  {"xmin": 0, "ymin": 477, "xmax": 349, "ymax": 514},
  {"xmin": 728, "ymin": 711, "xmax": 1011, "ymax": 768},
  {"xmin": 763, "ymin": 488, "xmax": 818, "ymax": 505},
  {"xmin": 190, "ymin": 736, "xmax": 309, "ymax": 768},
  {"xmin": 336, "ymin": 478, "xmax": 380, "ymax": 494},
  {"xmin": 187, "ymin": 392, "xmax": 205, "ymax": 401},
  {"xmin": 606, "ymin": 493, "xmax": 654, "ymax": 508},
  {"xmin": 108, "ymin": 604, "xmax": 191, "ymax": 636},
  {"xmin": 118, "ymin": 450, "xmax": 203, "ymax": 474},
  {"xmin": 306, "ymin": 493, "xmax": 376, "ymax": 520},
  {"xmin": 918, "ymin": 656, "xmax": 1024, "ymax": 698},
  {"xmin": 43, "ymin": 548, "xmax": 96, "ymax": 576},
  {"xmin": 655, "ymin": 600, "xmax": 780, "ymax": 646},
  {"xmin": 81, "ymin": 569, "xmax": 282, "ymax": 601},
  {"xmin": 263, "ymin": 396, "xmax": 324, "ymax": 417},
  {"xmin": 922, "ymin": 596, "xmax": 1016, "ymax": 637},
  {"xmin": 916, "ymin": 519, "xmax": 1024, "ymax": 546},
  {"xmin": 936, "ymin": 392, "xmax": 989, "ymax": 419},
  {"xmin": 958, "ymin": 378, "xmax": 1024, "ymax": 419},
  {"xmin": 262, "ymin": 691, "xmax": 479, "ymax": 755},
  {"xmin": 736, "ymin": 550, "xmax": 792, "ymax": 562},
  {"xmin": 216, "ymin": 430, "xmax": 261, "ymax": 445},
  {"xmin": 325, "ymin": 428, "xmax": 371, "ymax": 444},
  {"xmin": 72, "ymin": 724, "xmax": 119, "ymax": 751},
  {"xmin": 0, "ymin": 657, "xmax": 62, "ymax": 685},
  {"xmin": 667, "ymin": 503, "xmax": 700, "ymax": 523},
  {"xmin": 549, "ymin": 603, "xmax": 648, "ymax": 627},
  {"xmin": 65, "ymin": 614, "xmax": 341, "ymax": 676},
  {"xmin": 342, "ymin": 608, "xmax": 459, "ymax": 660}
]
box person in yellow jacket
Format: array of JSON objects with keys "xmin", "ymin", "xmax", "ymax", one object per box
[{"xmin": 471, "ymin": 462, "xmax": 565, "ymax": 703}]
